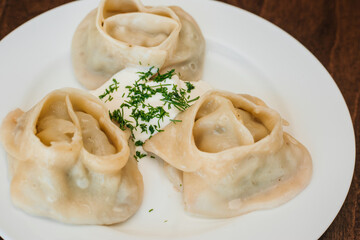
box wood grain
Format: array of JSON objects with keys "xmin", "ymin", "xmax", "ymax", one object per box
[{"xmin": 0, "ymin": 0, "xmax": 358, "ymax": 239}]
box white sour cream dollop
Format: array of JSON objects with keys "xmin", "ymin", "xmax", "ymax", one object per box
[{"xmin": 91, "ymin": 66, "xmax": 212, "ymax": 156}]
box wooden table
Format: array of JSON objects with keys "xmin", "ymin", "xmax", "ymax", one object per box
[{"xmin": 0, "ymin": 0, "xmax": 358, "ymax": 239}]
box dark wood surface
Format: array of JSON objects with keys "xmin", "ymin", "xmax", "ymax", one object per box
[{"xmin": 0, "ymin": 0, "xmax": 358, "ymax": 239}]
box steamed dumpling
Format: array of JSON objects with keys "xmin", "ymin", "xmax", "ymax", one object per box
[
  {"xmin": 144, "ymin": 90, "xmax": 312, "ymax": 218},
  {"xmin": 0, "ymin": 88, "xmax": 143, "ymax": 225},
  {"xmin": 72, "ymin": 0, "xmax": 205, "ymax": 89}
]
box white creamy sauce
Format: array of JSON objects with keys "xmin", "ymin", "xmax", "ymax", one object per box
[{"xmin": 91, "ymin": 66, "xmax": 212, "ymax": 156}]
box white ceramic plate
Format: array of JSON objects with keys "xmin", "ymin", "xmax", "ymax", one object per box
[{"xmin": 0, "ymin": 0, "xmax": 355, "ymax": 239}]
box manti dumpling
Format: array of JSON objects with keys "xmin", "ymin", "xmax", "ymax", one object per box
[
  {"xmin": 0, "ymin": 88, "xmax": 143, "ymax": 224},
  {"xmin": 72, "ymin": 0, "xmax": 205, "ymax": 89},
  {"xmin": 144, "ymin": 90, "xmax": 312, "ymax": 218}
]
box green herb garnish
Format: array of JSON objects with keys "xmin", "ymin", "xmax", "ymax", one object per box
[
  {"xmin": 107, "ymin": 67, "xmax": 200, "ymax": 160},
  {"xmin": 135, "ymin": 140, "xmax": 144, "ymax": 146},
  {"xmin": 170, "ymin": 119, "xmax": 182, "ymax": 124},
  {"xmin": 99, "ymin": 79, "xmax": 119, "ymax": 102},
  {"xmin": 185, "ymin": 82, "xmax": 195, "ymax": 93},
  {"xmin": 134, "ymin": 151, "xmax": 147, "ymax": 161}
]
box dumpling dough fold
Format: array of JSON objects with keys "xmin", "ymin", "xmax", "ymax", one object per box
[
  {"xmin": 72, "ymin": 0, "xmax": 205, "ymax": 89},
  {"xmin": 0, "ymin": 88, "xmax": 143, "ymax": 225},
  {"xmin": 144, "ymin": 90, "xmax": 312, "ymax": 218}
]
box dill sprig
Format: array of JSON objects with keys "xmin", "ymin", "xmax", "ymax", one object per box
[
  {"xmin": 99, "ymin": 79, "xmax": 119, "ymax": 102},
  {"xmin": 186, "ymin": 82, "xmax": 195, "ymax": 93},
  {"xmin": 134, "ymin": 151, "xmax": 147, "ymax": 161},
  {"xmin": 108, "ymin": 108, "xmax": 133, "ymax": 131},
  {"xmin": 137, "ymin": 66, "xmax": 155, "ymax": 82},
  {"xmin": 153, "ymin": 69, "xmax": 175, "ymax": 82}
]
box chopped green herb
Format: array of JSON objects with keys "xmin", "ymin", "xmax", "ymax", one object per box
[
  {"xmin": 170, "ymin": 119, "xmax": 182, "ymax": 124},
  {"xmin": 188, "ymin": 96, "xmax": 200, "ymax": 103},
  {"xmin": 99, "ymin": 79, "xmax": 119, "ymax": 102},
  {"xmin": 109, "ymin": 109, "xmax": 133, "ymax": 131},
  {"xmin": 137, "ymin": 66, "xmax": 155, "ymax": 81},
  {"xmin": 140, "ymin": 124, "xmax": 148, "ymax": 133},
  {"xmin": 135, "ymin": 140, "xmax": 144, "ymax": 146},
  {"xmin": 108, "ymin": 67, "xmax": 200, "ymax": 146},
  {"xmin": 149, "ymin": 125, "xmax": 155, "ymax": 134},
  {"xmin": 153, "ymin": 69, "xmax": 175, "ymax": 83},
  {"xmin": 134, "ymin": 151, "xmax": 147, "ymax": 161},
  {"xmin": 149, "ymin": 209, "xmax": 154, "ymax": 212},
  {"xmin": 185, "ymin": 82, "xmax": 195, "ymax": 93}
]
